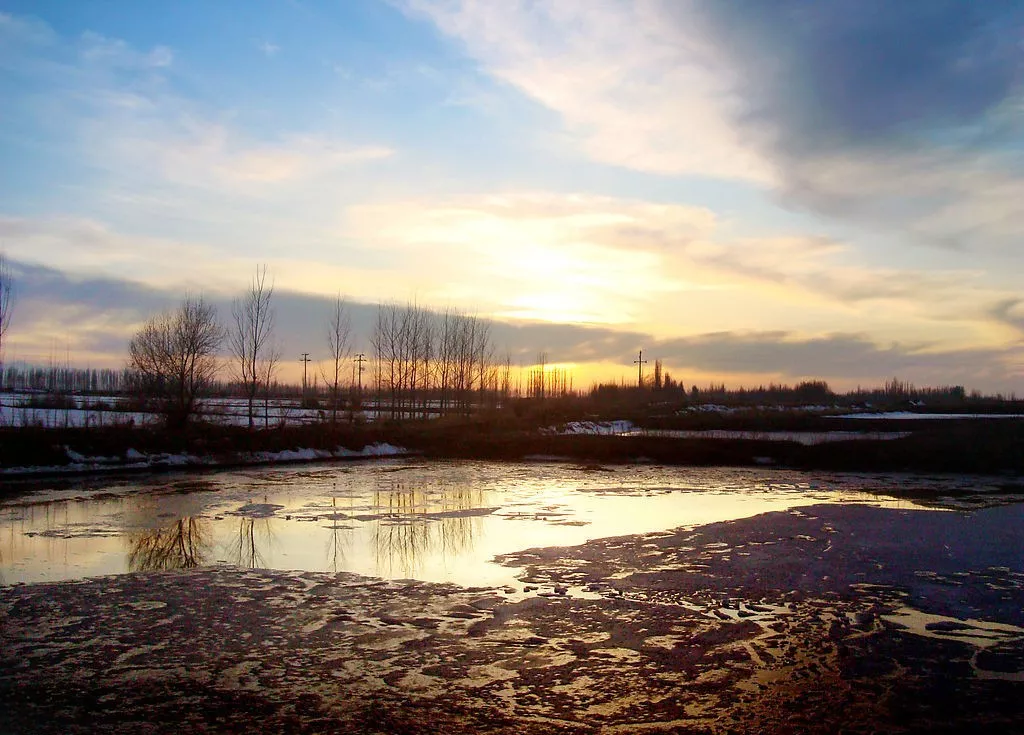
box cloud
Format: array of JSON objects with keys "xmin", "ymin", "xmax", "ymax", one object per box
[
  {"xmin": 345, "ymin": 192, "xmax": 714, "ymax": 323},
  {"xmin": 1, "ymin": 258, "xmax": 178, "ymax": 361},
  {"xmin": 0, "ymin": 216, "xmax": 243, "ymax": 288},
  {"xmin": 401, "ymin": 0, "xmax": 771, "ymax": 181},
  {"xmin": 5, "ymin": 257, "xmax": 1020, "ymax": 390},
  {"xmin": 257, "ymin": 40, "xmax": 280, "ymax": 57},
  {"xmin": 407, "ymin": 1, "xmax": 1024, "ymax": 249},
  {"xmin": 344, "ymin": 192, "xmax": 998, "ymax": 329},
  {"xmin": 652, "ymin": 331, "xmax": 1008, "ymax": 384},
  {"xmin": 0, "ymin": 11, "xmax": 57, "ymax": 47},
  {"xmin": 987, "ymin": 298, "xmax": 1024, "ymax": 340},
  {"xmin": 694, "ymin": 1, "xmax": 1021, "ymax": 154},
  {"xmin": 3, "ymin": 191, "xmax": 1006, "ymax": 360},
  {"xmin": 2, "ymin": 13, "xmax": 393, "ymax": 196},
  {"xmin": 108, "ymin": 124, "xmax": 394, "ymax": 188},
  {"xmin": 695, "ymin": 0, "xmax": 1024, "ymax": 250},
  {"xmin": 79, "ymin": 30, "xmax": 173, "ymax": 68}
]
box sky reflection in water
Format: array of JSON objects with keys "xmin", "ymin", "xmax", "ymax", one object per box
[{"xmin": 0, "ymin": 460, "xmax": 965, "ymax": 588}]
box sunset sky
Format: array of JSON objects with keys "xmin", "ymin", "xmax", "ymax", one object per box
[{"xmin": 1, "ymin": 1, "xmax": 1023, "ymax": 391}]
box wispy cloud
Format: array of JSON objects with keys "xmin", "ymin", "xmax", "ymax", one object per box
[
  {"xmin": 345, "ymin": 191, "xmax": 1001, "ymax": 336},
  {"xmin": 406, "ymin": 0, "xmax": 1024, "ymax": 250},
  {"xmin": 3, "ymin": 14, "xmax": 394, "ymax": 196},
  {"xmin": 345, "ymin": 193, "xmax": 713, "ymax": 324},
  {"xmin": 100, "ymin": 122, "xmax": 394, "ymax": 189},
  {"xmin": 256, "ymin": 40, "xmax": 280, "ymax": 57},
  {"xmin": 79, "ymin": 30, "xmax": 173, "ymax": 67},
  {"xmin": 401, "ymin": 0, "xmax": 771, "ymax": 181},
  {"xmin": 0, "ymin": 11, "xmax": 58, "ymax": 47},
  {"xmin": 0, "ymin": 216, "xmax": 245, "ymax": 288}
]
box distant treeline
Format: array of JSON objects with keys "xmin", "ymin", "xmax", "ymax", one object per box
[
  {"xmin": 2, "ymin": 364, "xmax": 131, "ymax": 395},
  {"xmin": 1, "ymin": 363, "xmax": 1017, "ymax": 412},
  {"xmin": 591, "ymin": 377, "xmax": 1017, "ymax": 409}
]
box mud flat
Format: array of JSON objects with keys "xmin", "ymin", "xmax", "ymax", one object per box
[{"xmin": 3, "ymin": 501, "xmax": 1024, "ymax": 734}]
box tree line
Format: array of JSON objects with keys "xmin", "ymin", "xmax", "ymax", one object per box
[{"xmin": 125, "ymin": 266, "xmax": 517, "ymax": 428}]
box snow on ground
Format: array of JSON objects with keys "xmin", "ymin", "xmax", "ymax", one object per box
[
  {"xmin": 681, "ymin": 404, "xmax": 838, "ymax": 414},
  {"xmin": 0, "ymin": 392, "xmax": 414, "ymax": 429},
  {"xmin": 556, "ymin": 420, "xmax": 636, "ymax": 435},
  {"xmin": 549, "ymin": 421, "xmax": 911, "ymax": 444},
  {"xmin": 0, "ymin": 404, "xmax": 157, "ymax": 428},
  {"xmin": 0, "ymin": 443, "xmax": 409, "ymax": 477},
  {"xmin": 834, "ymin": 412, "xmax": 1024, "ymax": 420},
  {"xmin": 624, "ymin": 429, "xmax": 912, "ymax": 445}
]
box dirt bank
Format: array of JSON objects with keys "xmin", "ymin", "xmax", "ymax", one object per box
[{"xmin": 3, "ymin": 502, "xmax": 1023, "ymax": 733}]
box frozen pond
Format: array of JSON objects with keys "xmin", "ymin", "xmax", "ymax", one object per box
[{"xmin": 0, "ymin": 459, "xmax": 1010, "ymax": 588}]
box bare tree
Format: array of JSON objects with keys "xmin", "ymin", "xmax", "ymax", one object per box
[
  {"xmin": 260, "ymin": 340, "xmax": 281, "ymax": 427},
  {"xmin": 0, "ymin": 253, "xmax": 13, "ymax": 367},
  {"xmin": 321, "ymin": 294, "xmax": 352, "ymax": 423},
  {"xmin": 128, "ymin": 295, "xmax": 222, "ymax": 428},
  {"xmin": 371, "ymin": 301, "xmax": 500, "ymax": 420},
  {"xmin": 231, "ymin": 265, "xmax": 275, "ymax": 428}
]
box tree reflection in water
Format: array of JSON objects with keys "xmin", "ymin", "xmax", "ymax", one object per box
[
  {"xmin": 325, "ymin": 496, "xmax": 351, "ymax": 573},
  {"xmin": 233, "ymin": 516, "xmax": 275, "ymax": 568},
  {"xmin": 371, "ymin": 477, "xmax": 487, "ymax": 577},
  {"xmin": 127, "ymin": 517, "xmax": 211, "ymax": 572}
]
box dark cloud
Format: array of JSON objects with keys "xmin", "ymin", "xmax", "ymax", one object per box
[
  {"xmin": 10, "ymin": 259, "xmax": 174, "ymax": 318},
  {"xmin": 987, "ymin": 298, "xmax": 1024, "ymax": 338},
  {"xmin": 696, "ymin": 1, "xmax": 1022, "ymax": 154},
  {"xmin": 654, "ymin": 330, "xmax": 1016, "ymax": 387},
  {"xmin": 689, "ymin": 1, "xmax": 1024, "ymax": 248}
]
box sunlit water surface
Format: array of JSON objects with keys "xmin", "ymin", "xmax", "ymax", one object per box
[{"xmin": 0, "ymin": 459, "xmax": 993, "ymax": 589}]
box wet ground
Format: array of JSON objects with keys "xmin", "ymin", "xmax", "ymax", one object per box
[{"xmin": 3, "ymin": 461, "xmax": 1024, "ymax": 732}]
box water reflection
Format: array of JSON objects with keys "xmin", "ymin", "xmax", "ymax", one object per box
[
  {"xmin": 127, "ymin": 517, "xmax": 211, "ymax": 572},
  {"xmin": 371, "ymin": 477, "xmax": 487, "ymax": 577},
  {"xmin": 233, "ymin": 517, "xmax": 274, "ymax": 569},
  {"xmin": 1, "ymin": 460, "xmax": 986, "ymax": 587},
  {"xmin": 325, "ymin": 497, "xmax": 350, "ymax": 573}
]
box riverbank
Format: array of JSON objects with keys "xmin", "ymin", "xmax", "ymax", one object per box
[
  {"xmin": 3, "ymin": 415, "xmax": 1024, "ymax": 485},
  {"xmin": 4, "ymin": 500, "xmax": 1023, "ymax": 733}
]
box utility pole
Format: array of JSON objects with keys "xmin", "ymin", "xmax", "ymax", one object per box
[
  {"xmin": 634, "ymin": 350, "xmax": 648, "ymax": 388},
  {"xmin": 300, "ymin": 353, "xmax": 311, "ymax": 399},
  {"xmin": 354, "ymin": 353, "xmax": 366, "ymax": 393}
]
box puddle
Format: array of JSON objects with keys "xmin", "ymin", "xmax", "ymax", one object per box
[
  {"xmin": 0, "ymin": 460, "xmax": 1006, "ymax": 588},
  {"xmin": 883, "ymin": 606, "xmax": 1024, "ymax": 681}
]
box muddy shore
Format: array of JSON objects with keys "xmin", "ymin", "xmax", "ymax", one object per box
[{"xmin": 4, "ymin": 500, "xmax": 1023, "ymax": 734}]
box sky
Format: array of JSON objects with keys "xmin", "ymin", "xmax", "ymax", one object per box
[{"xmin": 0, "ymin": 0, "xmax": 1023, "ymax": 392}]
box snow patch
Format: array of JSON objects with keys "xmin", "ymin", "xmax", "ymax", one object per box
[
  {"xmin": 2, "ymin": 442, "xmax": 409, "ymax": 477},
  {"xmin": 360, "ymin": 442, "xmax": 405, "ymax": 456},
  {"xmin": 833, "ymin": 412, "xmax": 1024, "ymax": 420},
  {"xmin": 549, "ymin": 420, "xmax": 635, "ymax": 435}
]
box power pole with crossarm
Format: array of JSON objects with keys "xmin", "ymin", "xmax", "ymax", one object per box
[
  {"xmin": 300, "ymin": 353, "xmax": 311, "ymax": 399},
  {"xmin": 354, "ymin": 353, "xmax": 366, "ymax": 393},
  {"xmin": 634, "ymin": 350, "xmax": 648, "ymax": 388}
]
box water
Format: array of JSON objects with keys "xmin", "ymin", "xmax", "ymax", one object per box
[{"xmin": 0, "ymin": 459, "xmax": 1000, "ymax": 588}]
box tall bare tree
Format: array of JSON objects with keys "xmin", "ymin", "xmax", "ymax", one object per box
[
  {"xmin": 260, "ymin": 341, "xmax": 281, "ymax": 427},
  {"xmin": 0, "ymin": 253, "xmax": 13, "ymax": 367},
  {"xmin": 231, "ymin": 265, "xmax": 275, "ymax": 428},
  {"xmin": 128, "ymin": 295, "xmax": 222, "ymax": 428},
  {"xmin": 321, "ymin": 294, "xmax": 352, "ymax": 423}
]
